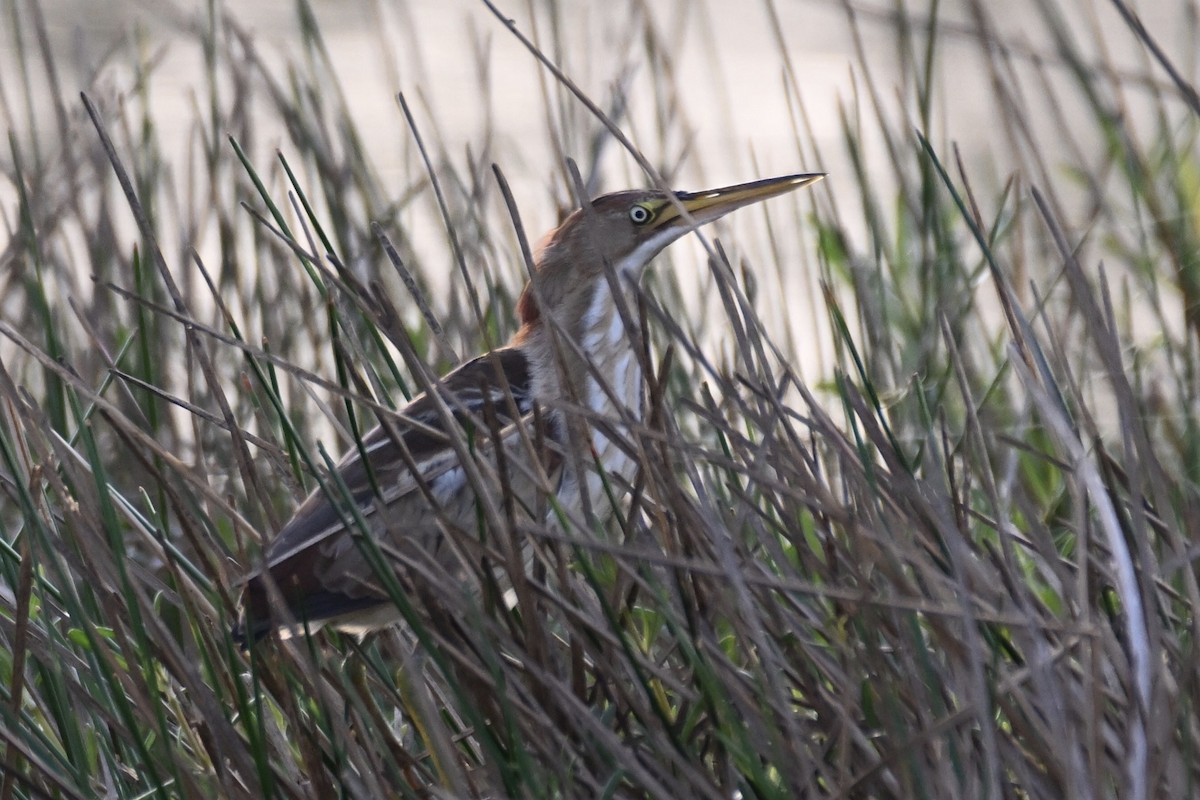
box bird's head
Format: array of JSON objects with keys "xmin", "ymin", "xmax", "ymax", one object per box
[{"xmin": 514, "ymin": 173, "xmax": 823, "ymax": 338}]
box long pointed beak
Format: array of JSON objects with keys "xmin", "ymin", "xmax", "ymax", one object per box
[{"xmin": 650, "ymin": 173, "xmax": 824, "ymax": 231}]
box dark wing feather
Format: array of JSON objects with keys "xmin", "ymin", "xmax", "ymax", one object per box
[{"xmin": 234, "ymin": 347, "xmax": 540, "ymax": 644}]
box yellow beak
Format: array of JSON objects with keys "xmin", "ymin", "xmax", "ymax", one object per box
[{"xmin": 650, "ymin": 173, "xmax": 824, "ymax": 230}]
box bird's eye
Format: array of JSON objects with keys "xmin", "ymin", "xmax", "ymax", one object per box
[{"xmin": 628, "ymin": 204, "xmax": 653, "ymax": 225}]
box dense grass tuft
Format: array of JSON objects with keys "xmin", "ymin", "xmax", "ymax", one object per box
[{"xmin": 1, "ymin": 1, "xmax": 1199, "ymax": 797}]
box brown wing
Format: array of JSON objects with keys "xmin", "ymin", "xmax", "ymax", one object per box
[{"xmin": 234, "ymin": 346, "xmax": 554, "ymax": 644}]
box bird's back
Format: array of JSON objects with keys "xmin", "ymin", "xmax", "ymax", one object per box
[{"xmin": 234, "ymin": 347, "xmax": 557, "ymax": 643}]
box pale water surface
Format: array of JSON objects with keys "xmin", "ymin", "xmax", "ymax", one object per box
[{"xmin": 1, "ymin": 0, "xmax": 1192, "ymax": 381}]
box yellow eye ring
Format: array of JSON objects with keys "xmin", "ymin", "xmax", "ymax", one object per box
[{"xmin": 628, "ymin": 204, "xmax": 653, "ymax": 225}]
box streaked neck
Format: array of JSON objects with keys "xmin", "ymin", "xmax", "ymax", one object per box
[
  {"xmin": 510, "ymin": 278, "xmax": 643, "ymax": 420},
  {"xmin": 578, "ymin": 278, "xmax": 642, "ymax": 420}
]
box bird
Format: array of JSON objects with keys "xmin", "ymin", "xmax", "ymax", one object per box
[{"xmin": 233, "ymin": 171, "xmax": 823, "ymax": 645}]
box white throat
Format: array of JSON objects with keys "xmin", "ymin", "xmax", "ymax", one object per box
[{"xmin": 580, "ymin": 279, "xmax": 643, "ymax": 420}]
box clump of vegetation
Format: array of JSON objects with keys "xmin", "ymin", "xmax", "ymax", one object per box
[{"xmin": 1, "ymin": 0, "xmax": 1198, "ymax": 797}]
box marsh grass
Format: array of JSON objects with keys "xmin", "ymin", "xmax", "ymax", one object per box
[{"xmin": 1, "ymin": 0, "xmax": 1199, "ymax": 797}]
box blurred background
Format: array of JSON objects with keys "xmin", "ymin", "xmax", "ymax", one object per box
[{"xmin": 4, "ymin": 0, "xmax": 1194, "ymax": 384}]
